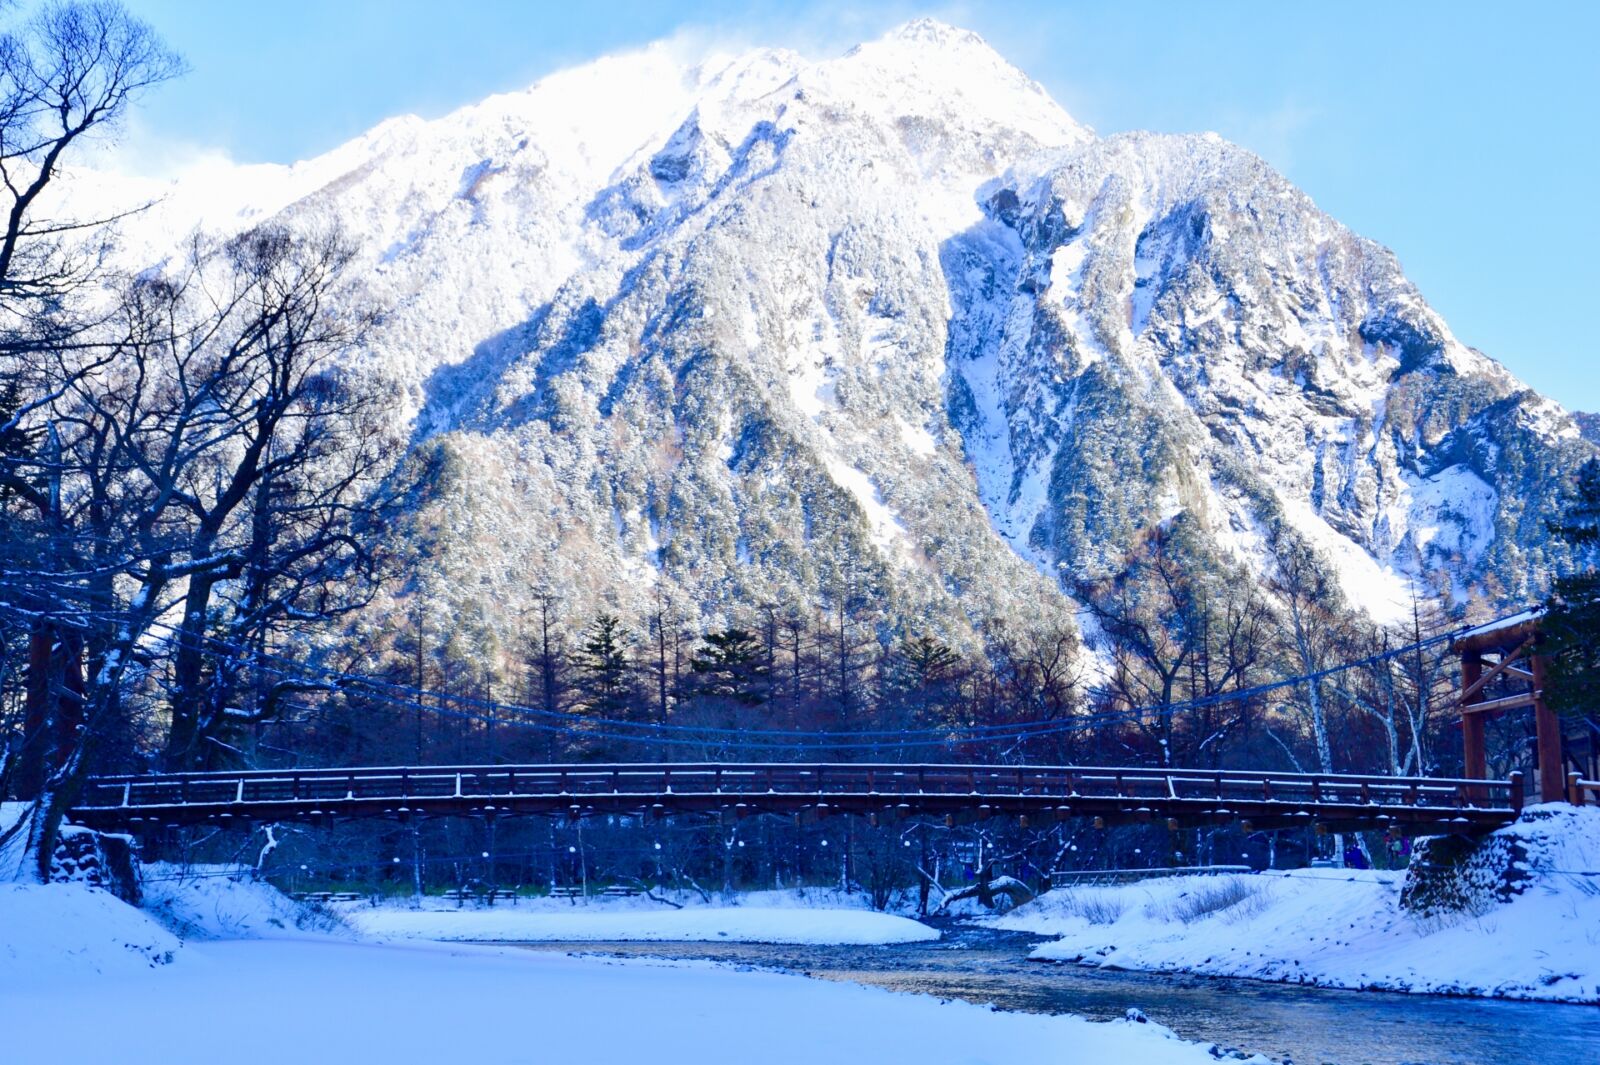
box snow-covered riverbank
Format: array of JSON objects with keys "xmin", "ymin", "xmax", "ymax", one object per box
[
  {"xmin": 987, "ymin": 806, "xmax": 1600, "ymax": 1003},
  {"xmin": 141, "ymin": 873, "xmax": 940, "ymax": 945},
  {"xmin": 345, "ymin": 889, "xmax": 939, "ymax": 944},
  {"xmin": 0, "ymin": 880, "xmax": 1260, "ymax": 1065}
]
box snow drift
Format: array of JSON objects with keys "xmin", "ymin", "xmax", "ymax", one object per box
[{"xmin": 990, "ymin": 806, "xmax": 1600, "ymax": 1003}]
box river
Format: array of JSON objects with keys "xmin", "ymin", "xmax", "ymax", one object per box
[{"xmin": 507, "ymin": 921, "xmax": 1597, "ymax": 1065}]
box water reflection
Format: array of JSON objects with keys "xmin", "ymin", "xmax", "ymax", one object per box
[{"xmin": 506, "ymin": 922, "xmax": 1597, "ymax": 1065}]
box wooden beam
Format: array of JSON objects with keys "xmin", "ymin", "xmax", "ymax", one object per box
[
  {"xmin": 1453, "ymin": 618, "xmax": 1543, "ymax": 657},
  {"xmin": 1460, "ymin": 690, "xmax": 1539, "ymax": 716},
  {"xmin": 1459, "ymin": 637, "xmax": 1535, "ymax": 702}
]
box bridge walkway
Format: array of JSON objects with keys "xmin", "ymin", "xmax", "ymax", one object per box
[{"xmin": 70, "ymin": 762, "xmax": 1524, "ymax": 836}]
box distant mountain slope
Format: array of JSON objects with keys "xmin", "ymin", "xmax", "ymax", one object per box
[{"xmin": 67, "ymin": 19, "xmax": 1593, "ymax": 649}]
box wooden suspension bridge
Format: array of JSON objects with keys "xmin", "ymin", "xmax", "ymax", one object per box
[
  {"xmin": 70, "ymin": 762, "xmax": 1526, "ymax": 836},
  {"xmin": 69, "ymin": 607, "xmax": 1600, "ymax": 841}
]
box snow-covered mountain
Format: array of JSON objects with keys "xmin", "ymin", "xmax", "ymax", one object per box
[{"xmin": 69, "ymin": 19, "xmax": 1595, "ymax": 648}]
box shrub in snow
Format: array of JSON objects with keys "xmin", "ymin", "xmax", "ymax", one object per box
[{"xmin": 141, "ymin": 865, "xmax": 352, "ymax": 940}]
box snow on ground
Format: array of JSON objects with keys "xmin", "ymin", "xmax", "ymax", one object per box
[
  {"xmin": 140, "ymin": 863, "xmax": 351, "ymax": 940},
  {"xmin": 0, "ymin": 883, "xmax": 180, "ymax": 979},
  {"xmin": 988, "ymin": 806, "xmax": 1600, "ymax": 1003},
  {"xmin": 344, "ymin": 886, "xmax": 937, "ymax": 944},
  {"xmin": 0, "ymin": 800, "xmax": 29, "ymax": 881},
  {"xmin": 2, "ymin": 886, "xmax": 1258, "ymax": 1065},
  {"xmin": 349, "ymin": 902, "xmax": 936, "ymax": 944}
]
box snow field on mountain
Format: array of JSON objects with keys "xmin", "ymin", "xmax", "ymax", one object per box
[
  {"xmin": 46, "ymin": 18, "xmax": 1592, "ymax": 650},
  {"xmin": 987, "ymin": 806, "xmax": 1600, "ymax": 1003}
]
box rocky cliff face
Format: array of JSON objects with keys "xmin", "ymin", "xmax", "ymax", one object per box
[
  {"xmin": 72, "ymin": 19, "xmax": 1594, "ymax": 650},
  {"xmin": 1575, "ymin": 413, "xmax": 1600, "ymax": 445}
]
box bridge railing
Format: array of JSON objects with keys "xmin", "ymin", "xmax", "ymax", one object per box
[{"xmin": 75, "ymin": 762, "xmax": 1520, "ymax": 814}]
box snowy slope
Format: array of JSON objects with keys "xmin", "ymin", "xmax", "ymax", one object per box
[
  {"xmin": 987, "ymin": 806, "xmax": 1600, "ymax": 1003},
  {"xmin": 0, "ymin": 883, "xmax": 179, "ymax": 978},
  {"xmin": 59, "ymin": 19, "xmax": 1595, "ymax": 647}
]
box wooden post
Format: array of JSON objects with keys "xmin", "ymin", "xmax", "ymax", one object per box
[
  {"xmin": 1570, "ymin": 772, "xmax": 1586, "ymax": 807},
  {"xmin": 1509, "ymin": 771, "xmax": 1524, "ymax": 814},
  {"xmin": 1531, "ymin": 653, "xmax": 1564, "ymax": 804},
  {"xmin": 1461, "ymin": 653, "xmax": 1487, "ymax": 785}
]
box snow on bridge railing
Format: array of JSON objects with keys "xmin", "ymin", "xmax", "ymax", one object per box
[
  {"xmin": 1048, "ymin": 864, "xmax": 1254, "ymax": 884},
  {"xmin": 1569, "ymin": 774, "xmax": 1600, "ymax": 806},
  {"xmin": 74, "ymin": 762, "xmax": 1524, "ymax": 815}
]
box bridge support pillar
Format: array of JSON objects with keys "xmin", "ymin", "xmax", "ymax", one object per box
[
  {"xmin": 1460, "ymin": 654, "xmax": 1487, "ymax": 783},
  {"xmin": 1532, "ymin": 653, "xmax": 1564, "ymax": 804}
]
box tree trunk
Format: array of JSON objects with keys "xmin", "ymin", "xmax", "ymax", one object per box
[{"xmin": 165, "ymin": 571, "xmax": 220, "ymax": 770}]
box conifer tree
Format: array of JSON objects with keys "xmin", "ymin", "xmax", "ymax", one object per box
[
  {"xmin": 688, "ymin": 628, "xmax": 770, "ymax": 708},
  {"xmin": 1544, "ymin": 458, "xmax": 1600, "ymax": 718},
  {"xmin": 575, "ymin": 614, "xmax": 633, "ymax": 718}
]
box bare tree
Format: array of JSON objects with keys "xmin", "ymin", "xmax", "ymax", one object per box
[
  {"xmin": 4, "ymin": 223, "xmax": 399, "ymax": 877},
  {"xmin": 1268, "ymin": 536, "xmax": 1349, "ymax": 775},
  {"xmin": 1079, "ymin": 528, "xmax": 1202, "ymax": 766},
  {"xmin": 0, "ymin": 1, "xmax": 180, "ymax": 880},
  {"xmin": 141, "ymin": 228, "xmax": 401, "ymax": 769}
]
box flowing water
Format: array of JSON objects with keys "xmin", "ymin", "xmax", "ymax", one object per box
[{"xmin": 506, "ymin": 922, "xmax": 1598, "ymax": 1065}]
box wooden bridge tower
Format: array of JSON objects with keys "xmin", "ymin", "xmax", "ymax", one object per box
[{"xmin": 1454, "ymin": 611, "xmax": 1569, "ymax": 804}]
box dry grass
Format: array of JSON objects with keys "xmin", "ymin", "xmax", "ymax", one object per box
[
  {"xmin": 1053, "ymin": 889, "xmax": 1126, "ymax": 925},
  {"xmin": 1147, "ymin": 876, "xmax": 1266, "ymax": 924}
]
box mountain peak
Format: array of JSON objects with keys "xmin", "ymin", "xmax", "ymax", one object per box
[
  {"xmin": 881, "ymin": 17, "xmax": 991, "ymax": 50},
  {"xmin": 58, "ymin": 18, "xmax": 1589, "ymax": 644}
]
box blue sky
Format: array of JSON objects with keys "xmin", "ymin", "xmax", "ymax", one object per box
[{"xmin": 116, "ymin": 1, "xmax": 1598, "ymax": 412}]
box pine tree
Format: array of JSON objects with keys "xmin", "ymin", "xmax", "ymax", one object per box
[
  {"xmin": 688, "ymin": 628, "xmax": 770, "ymax": 708},
  {"xmin": 886, "ymin": 635, "xmax": 963, "ymax": 727},
  {"xmin": 575, "ymin": 614, "xmax": 633, "ymax": 718},
  {"xmin": 1544, "ymin": 458, "xmax": 1600, "ymax": 718}
]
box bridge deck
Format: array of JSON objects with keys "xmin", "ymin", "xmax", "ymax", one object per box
[{"xmin": 71, "ymin": 763, "xmax": 1523, "ymax": 835}]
